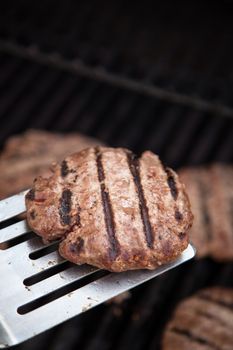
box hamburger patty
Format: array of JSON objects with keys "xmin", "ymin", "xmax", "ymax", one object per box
[
  {"xmin": 179, "ymin": 164, "xmax": 233, "ymax": 261},
  {"xmin": 26, "ymin": 147, "xmax": 193, "ymax": 272},
  {"xmin": 162, "ymin": 287, "xmax": 233, "ymax": 350}
]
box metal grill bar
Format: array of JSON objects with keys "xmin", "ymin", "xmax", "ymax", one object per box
[{"xmin": 0, "ymin": 40, "xmax": 233, "ymax": 118}]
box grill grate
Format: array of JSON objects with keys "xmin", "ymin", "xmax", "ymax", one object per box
[
  {"xmin": 1, "ymin": 1, "xmax": 233, "ymax": 108},
  {"xmin": 0, "ymin": 52, "xmax": 232, "ymax": 166},
  {"xmin": 0, "ymin": 1, "xmax": 233, "ymax": 348}
]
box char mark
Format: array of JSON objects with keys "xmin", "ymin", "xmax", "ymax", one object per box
[
  {"xmin": 76, "ymin": 205, "xmax": 82, "ymax": 228},
  {"xmin": 69, "ymin": 237, "xmax": 84, "ymax": 254},
  {"xmin": 127, "ymin": 151, "xmax": 154, "ymax": 249},
  {"xmin": 164, "ymin": 167, "xmax": 178, "ymax": 200},
  {"xmin": 170, "ymin": 327, "xmax": 220, "ymax": 350},
  {"xmin": 178, "ymin": 232, "xmax": 186, "ymax": 240},
  {"xmin": 175, "ymin": 209, "xmax": 183, "ymax": 221},
  {"xmin": 197, "ymin": 310, "xmax": 228, "ymax": 328},
  {"xmin": 95, "ymin": 148, "xmax": 120, "ymax": 260},
  {"xmin": 29, "ymin": 210, "xmax": 36, "ymax": 220},
  {"xmin": 197, "ymin": 178, "xmax": 212, "ymax": 241},
  {"xmin": 198, "ymin": 293, "xmax": 233, "ymax": 310},
  {"xmin": 61, "ymin": 160, "xmax": 69, "ymax": 177},
  {"xmin": 26, "ymin": 189, "xmax": 35, "ymax": 201},
  {"xmin": 59, "ymin": 189, "xmax": 72, "ymax": 225}
]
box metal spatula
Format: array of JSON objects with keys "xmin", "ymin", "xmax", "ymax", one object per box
[{"xmin": 0, "ymin": 191, "xmax": 195, "ymax": 348}]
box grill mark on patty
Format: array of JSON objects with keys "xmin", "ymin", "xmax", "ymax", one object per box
[
  {"xmin": 197, "ymin": 310, "xmax": 229, "ymax": 328},
  {"xmin": 178, "ymin": 232, "xmax": 186, "ymax": 240},
  {"xmin": 170, "ymin": 327, "xmax": 221, "ymax": 350},
  {"xmin": 175, "ymin": 209, "xmax": 183, "ymax": 221},
  {"xmin": 126, "ymin": 151, "xmax": 154, "ymax": 249},
  {"xmin": 164, "ymin": 167, "xmax": 178, "ymax": 200},
  {"xmin": 69, "ymin": 237, "xmax": 84, "ymax": 254},
  {"xmin": 198, "ymin": 293, "xmax": 233, "ymax": 310},
  {"xmin": 26, "ymin": 189, "xmax": 35, "ymax": 201},
  {"xmin": 95, "ymin": 148, "xmax": 120, "ymax": 260},
  {"xmin": 59, "ymin": 189, "xmax": 72, "ymax": 225},
  {"xmin": 76, "ymin": 205, "xmax": 82, "ymax": 228},
  {"xmin": 197, "ymin": 177, "xmax": 212, "ymax": 241},
  {"xmin": 30, "ymin": 210, "xmax": 36, "ymax": 220},
  {"xmin": 61, "ymin": 160, "xmax": 69, "ymax": 177}
]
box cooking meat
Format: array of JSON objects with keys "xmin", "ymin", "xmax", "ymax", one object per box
[
  {"xmin": 162, "ymin": 287, "xmax": 233, "ymax": 350},
  {"xmin": 0, "ymin": 129, "xmax": 104, "ymax": 198},
  {"xmin": 26, "ymin": 147, "xmax": 193, "ymax": 272},
  {"xmin": 179, "ymin": 164, "xmax": 233, "ymax": 261}
]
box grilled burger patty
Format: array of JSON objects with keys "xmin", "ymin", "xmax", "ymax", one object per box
[
  {"xmin": 0, "ymin": 129, "xmax": 103, "ymax": 198},
  {"xmin": 162, "ymin": 287, "xmax": 233, "ymax": 350},
  {"xmin": 179, "ymin": 164, "xmax": 233, "ymax": 261},
  {"xmin": 26, "ymin": 147, "xmax": 193, "ymax": 272}
]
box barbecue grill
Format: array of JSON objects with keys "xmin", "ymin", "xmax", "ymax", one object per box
[{"xmin": 0, "ymin": 1, "xmax": 233, "ymax": 349}]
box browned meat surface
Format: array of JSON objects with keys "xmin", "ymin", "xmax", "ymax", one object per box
[
  {"xmin": 179, "ymin": 164, "xmax": 233, "ymax": 261},
  {"xmin": 0, "ymin": 129, "xmax": 103, "ymax": 198},
  {"xmin": 162, "ymin": 287, "xmax": 233, "ymax": 350},
  {"xmin": 26, "ymin": 147, "xmax": 193, "ymax": 272}
]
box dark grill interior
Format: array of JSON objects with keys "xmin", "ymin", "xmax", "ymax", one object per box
[
  {"xmin": 1, "ymin": 0, "xmax": 233, "ymax": 111},
  {"xmin": 0, "ymin": 1, "xmax": 233, "ymax": 349}
]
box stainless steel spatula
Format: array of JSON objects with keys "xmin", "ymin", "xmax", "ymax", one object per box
[{"xmin": 0, "ymin": 191, "xmax": 195, "ymax": 348}]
